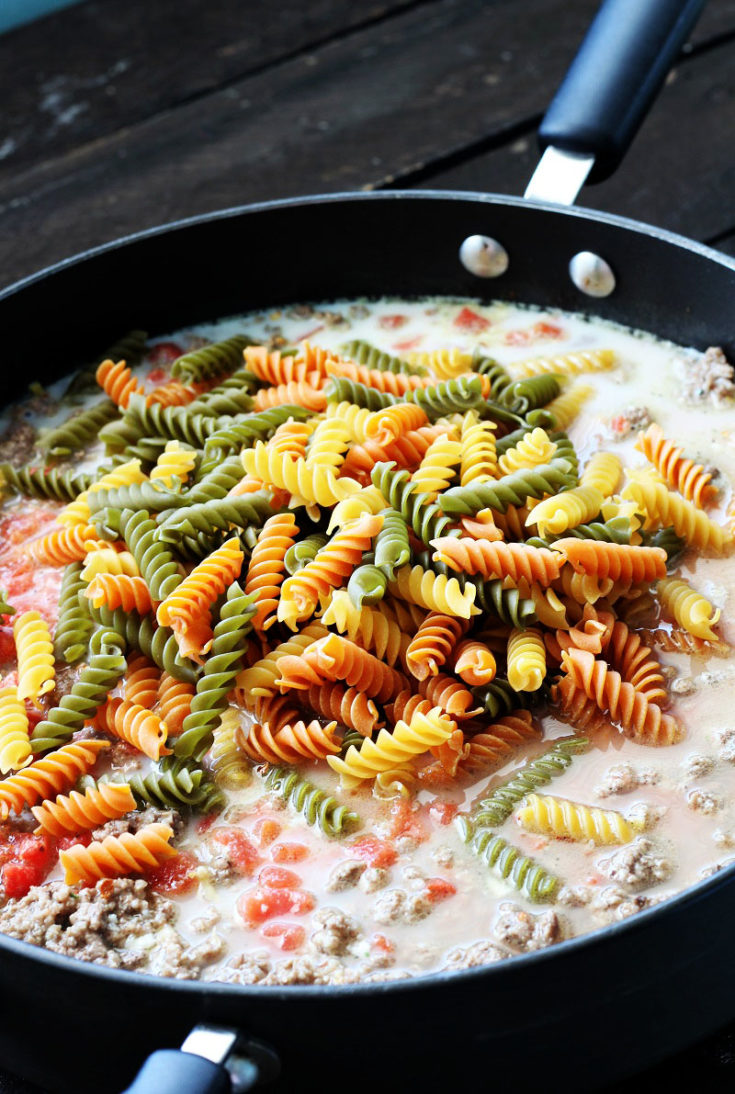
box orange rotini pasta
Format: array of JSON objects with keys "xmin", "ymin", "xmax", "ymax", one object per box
[
  {"xmin": 0, "ymin": 739, "xmax": 109, "ymax": 818},
  {"xmin": 59, "ymin": 822, "xmax": 176, "ymax": 885},
  {"xmin": 32, "ymin": 782, "xmax": 136, "ymax": 837},
  {"xmin": 92, "ymin": 697, "xmax": 171, "ymax": 760}
]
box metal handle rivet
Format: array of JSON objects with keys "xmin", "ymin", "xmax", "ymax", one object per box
[
  {"xmin": 569, "ymin": 251, "xmax": 616, "ymax": 297},
  {"xmin": 459, "ymin": 234, "xmax": 509, "ymax": 278}
]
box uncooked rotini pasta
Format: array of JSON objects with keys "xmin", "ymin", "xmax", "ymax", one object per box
[
  {"xmin": 497, "ymin": 427, "xmax": 557, "ymax": 476},
  {"xmin": 150, "ymin": 440, "xmax": 197, "ymax": 488},
  {"xmin": 0, "ymin": 739, "xmax": 109, "ymax": 818},
  {"xmin": 327, "ymin": 706, "xmax": 455, "ymax": 786},
  {"xmin": 509, "ymin": 348, "xmax": 615, "ymax": 379},
  {"xmin": 277, "ymin": 634, "xmax": 405, "ymax": 703},
  {"xmin": 621, "ymin": 477, "xmax": 730, "ymax": 553},
  {"xmin": 14, "ymin": 611, "xmax": 55, "ymax": 702},
  {"xmin": 432, "ymin": 537, "xmax": 563, "ymax": 586},
  {"xmin": 0, "ymin": 686, "xmax": 31, "ymax": 773},
  {"xmin": 59, "ymin": 822, "xmax": 176, "ymax": 886},
  {"xmin": 516, "ymin": 793, "xmax": 638, "ymax": 845},
  {"xmin": 93, "ymin": 697, "xmax": 171, "ymax": 760},
  {"xmin": 31, "ymin": 782, "xmax": 136, "ymax": 837},
  {"xmin": 453, "ymin": 639, "xmax": 497, "ymax": 686},
  {"xmin": 156, "ymin": 672, "xmax": 196, "ymax": 734},
  {"xmin": 242, "ymin": 441, "xmax": 360, "ymax": 506},
  {"xmin": 245, "ymin": 513, "xmax": 300, "ymax": 632},
  {"xmin": 506, "ymin": 627, "xmax": 546, "ymax": 692},
  {"xmin": 458, "ymin": 411, "xmax": 498, "ymax": 484},
  {"xmin": 406, "ymin": 612, "xmax": 469, "ymax": 681},
  {"xmin": 657, "ymin": 577, "xmax": 721, "ymax": 641},
  {"xmin": 124, "ymin": 655, "xmax": 161, "ymax": 708},
  {"xmin": 411, "ymin": 433, "xmax": 462, "ymax": 497},
  {"xmin": 85, "ymin": 574, "xmax": 157, "ymax": 615},
  {"xmin": 635, "ymin": 423, "xmax": 716, "ymax": 507},
  {"xmin": 388, "ymin": 564, "xmax": 478, "ymax": 618}
]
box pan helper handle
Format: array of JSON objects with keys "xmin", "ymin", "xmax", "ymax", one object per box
[
  {"xmin": 120, "ymin": 1024, "xmax": 273, "ymax": 1094},
  {"xmin": 526, "ymin": 0, "xmax": 705, "ymax": 203}
]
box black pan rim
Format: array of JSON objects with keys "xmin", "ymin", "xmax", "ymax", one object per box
[
  {"xmin": 2, "ymin": 188, "xmax": 735, "ymax": 307},
  {"xmin": 1, "ymin": 186, "xmax": 734, "ymax": 1007}
]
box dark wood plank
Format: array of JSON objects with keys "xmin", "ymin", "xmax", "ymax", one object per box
[
  {"xmin": 0, "ymin": 0, "xmax": 635, "ymax": 288},
  {"xmin": 0, "ymin": 0, "xmax": 420, "ymax": 181},
  {"xmin": 414, "ymin": 34, "xmax": 735, "ymax": 245}
]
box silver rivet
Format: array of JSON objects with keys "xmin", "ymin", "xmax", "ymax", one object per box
[
  {"xmin": 459, "ymin": 234, "xmax": 509, "ymax": 278},
  {"xmin": 569, "ymin": 251, "xmax": 616, "ymax": 297}
]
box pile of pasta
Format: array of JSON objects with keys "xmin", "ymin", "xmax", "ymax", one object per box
[{"xmin": 0, "ymin": 329, "xmax": 731, "ymax": 904}]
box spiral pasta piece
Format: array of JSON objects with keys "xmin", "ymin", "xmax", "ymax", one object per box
[
  {"xmin": 459, "ymin": 411, "xmax": 498, "ymax": 484},
  {"xmin": 418, "ymin": 673, "xmax": 479, "ymax": 718},
  {"xmin": 96, "ymin": 358, "xmax": 145, "ymax": 408},
  {"xmin": 560, "ymin": 647, "xmax": 681, "ymax": 745},
  {"xmin": 527, "ymin": 486, "xmax": 604, "ymax": 538},
  {"xmin": 30, "ymin": 524, "xmax": 99, "ymax": 566},
  {"xmin": 439, "ymin": 458, "xmax": 576, "ymax": 517},
  {"xmin": 657, "ymin": 577, "xmax": 721, "ymax": 641},
  {"xmin": 242, "ymin": 441, "xmax": 360, "ymax": 507},
  {"xmin": 506, "ymin": 627, "xmax": 546, "ymax": 692},
  {"xmin": 497, "ymin": 428, "xmax": 557, "ymax": 476},
  {"xmin": 326, "ymin": 359, "xmax": 430, "ymax": 395},
  {"xmin": 263, "ymin": 764, "xmax": 360, "ymax": 837},
  {"xmin": 459, "ymin": 711, "xmax": 541, "ymax": 776},
  {"xmin": 209, "ymin": 708, "xmax": 251, "ymax": 789},
  {"xmin": 0, "ymin": 686, "xmax": 31, "ymax": 773},
  {"xmin": 638, "ymin": 626, "xmax": 730, "ymax": 657},
  {"xmin": 621, "ymin": 478, "xmax": 729, "ymax": 553},
  {"xmin": 235, "ymin": 623, "xmax": 327, "ymax": 701},
  {"xmin": 340, "ymin": 424, "xmax": 447, "ymax": 482},
  {"xmin": 543, "ymin": 383, "xmax": 594, "ymax": 429},
  {"xmin": 467, "ymin": 828, "xmax": 559, "ymax": 903},
  {"xmin": 60, "ymin": 822, "xmax": 176, "ymax": 886},
  {"xmin": 432, "ymin": 537, "xmax": 562, "ymax": 586},
  {"xmin": 0, "ymin": 739, "xmax": 109, "ymax": 818},
  {"xmin": 517, "ymin": 792, "xmax": 636, "ymax": 845},
  {"xmin": 150, "ymin": 441, "xmax": 197, "ymax": 488},
  {"xmin": 32, "ymin": 782, "xmax": 136, "ymax": 837},
  {"xmin": 303, "ymin": 418, "xmax": 350, "ymax": 471},
  {"xmin": 239, "ymin": 701, "xmax": 338, "ymax": 764},
  {"xmin": 156, "ymin": 672, "xmax": 196, "ymax": 734},
  {"xmin": 277, "ymin": 634, "xmax": 405, "ymax": 703},
  {"xmin": 328, "ymin": 706, "xmax": 455, "ymax": 785},
  {"xmin": 85, "ymin": 574, "xmax": 157, "ymax": 615},
  {"xmin": 93, "ymin": 697, "xmax": 170, "ymax": 760},
  {"xmin": 156, "ymin": 538, "xmax": 243, "ymax": 659},
  {"xmin": 14, "ymin": 611, "xmax": 54, "ymax": 702},
  {"xmin": 406, "ymin": 612, "xmax": 469, "ymax": 681},
  {"xmin": 635, "ymin": 423, "xmax": 716, "ymax": 507},
  {"xmin": 388, "ymin": 564, "xmax": 478, "ymax": 619},
  {"xmin": 581, "ymin": 452, "xmax": 622, "ymax": 497},
  {"xmin": 370, "ymin": 461, "xmax": 453, "ymax": 546},
  {"xmin": 244, "ymin": 513, "xmax": 300, "ymax": 633},
  {"xmin": 278, "ymin": 514, "xmax": 382, "ymax": 627},
  {"xmin": 80, "ymin": 549, "xmax": 140, "ymax": 581},
  {"xmin": 305, "ymin": 683, "xmax": 382, "ymax": 737},
  {"xmin": 510, "ymin": 349, "xmax": 615, "ymax": 379},
  {"xmin": 39, "ymin": 398, "xmax": 119, "ymax": 458},
  {"xmin": 145, "ymin": 380, "xmax": 200, "ymax": 408},
  {"xmin": 245, "ymin": 345, "xmax": 314, "ymax": 385},
  {"xmin": 411, "ymin": 434, "xmax": 462, "ymax": 497},
  {"xmin": 453, "ymin": 639, "xmax": 497, "ymax": 686},
  {"xmin": 554, "ymin": 540, "xmax": 667, "ymax": 584},
  {"xmin": 124, "ymin": 655, "xmax": 161, "ymax": 708},
  {"xmin": 321, "ymin": 591, "xmax": 411, "ymax": 667},
  {"xmin": 172, "ymin": 335, "xmax": 250, "ymax": 383},
  {"xmin": 405, "ymin": 347, "xmax": 473, "ymax": 379},
  {"xmin": 254, "ymin": 381, "xmax": 327, "ymax": 413}
]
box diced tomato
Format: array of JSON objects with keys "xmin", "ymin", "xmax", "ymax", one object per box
[
  {"xmin": 453, "ymin": 307, "xmax": 490, "ymax": 333},
  {"xmin": 261, "ymin": 922, "xmax": 306, "ymax": 951},
  {"xmin": 387, "ymin": 800, "xmax": 428, "ymax": 843},
  {"xmin": 196, "ymin": 813, "xmax": 217, "ymax": 835},
  {"xmin": 270, "ymin": 842, "xmax": 308, "ymax": 863},
  {"xmin": 146, "ymin": 367, "xmax": 168, "ymax": 383},
  {"xmin": 238, "ymin": 886, "xmax": 315, "ymax": 926},
  {"xmin": 0, "ymin": 627, "xmax": 14, "ymax": 663},
  {"xmin": 148, "ymin": 342, "xmax": 183, "ymax": 366},
  {"xmin": 349, "ymin": 835, "xmax": 397, "ymax": 868},
  {"xmin": 610, "ymin": 415, "xmax": 630, "ymax": 435},
  {"xmin": 424, "ymin": 877, "xmax": 457, "ymax": 904},
  {"xmin": 371, "ymin": 933, "xmax": 395, "ymax": 954},
  {"xmin": 208, "ymin": 827, "xmax": 260, "ymax": 875},
  {"xmin": 2, "ymin": 833, "xmax": 57, "ymax": 898},
  {"xmin": 503, "ymin": 329, "xmax": 532, "ymax": 346},
  {"xmin": 378, "ymin": 314, "xmax": 408, "ymax": 330},
  {"xmin": 148, "ymin": 851, "xmax": 199, "ymax": 896},
  {"xmin": 393, "ymin": 336, "xmax": 424, "ymax": 351},
  {"xmin": 254, "ymin": 818, "xmax": 281, "ymax": 846},
  {"xmin": 258, "ymin": 865, "xmax": 302, "ymax": 890},
  {"xmin": 429, "ymin": 800, "xmax": 458, "ymax": 826},
  {"xmin": 533, "ymin": 320, "xmax": 564, "ymax": 340},
  {"xmin": 56, "ymin": 832, "xmax": 92, "ymax": 851}
]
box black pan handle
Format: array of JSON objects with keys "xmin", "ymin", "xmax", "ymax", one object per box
[
  {"xmin": 121, "ymin": 1049, "xmax": 233, "ymax": 1094},
  {"xmin": 120, "ymin": 1024, "xmax": 277, "ymax": 1094},
  {"xmin": 538, "ymin": 0, "xmax": 706, "ymax": 183}
]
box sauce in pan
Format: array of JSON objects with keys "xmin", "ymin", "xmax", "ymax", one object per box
[{"xmin": 0, "ymin": 295, "xmax": 733, "ymax": 986}]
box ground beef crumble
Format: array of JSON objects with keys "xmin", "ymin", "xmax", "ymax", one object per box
[
  {"xmin": 92, "ymin": 807, "xmax": 184, "ymax": 841},
  {"xmin": 442, "ymin": 939, "xmax": 509, "ymax": 970},
  {"xmin": 594, "ymin": 763, "xmax": 659, "ymax": 797},
  {"xmin": 372, "ymin": 888, "xmax": 432, "ymax": 926},
  {"xmin": 0, "ymin": 419, "xmax": 37, "ymax": 466},
  {"xmin": 590, "ymin": 886, "xmax": 652, "ymax": 924},
  {"xmin": 309, "ymin": 908, "xmax": 360, "ymax": 957},
  {"xmin": 682, "ymin": 346, "xmax": 735, "ymax": 404},
  {"xmin": 0, "ymin": 879, "xmax": 175, "ymax": 970},
  {"xmin": 597, "ymin": 838, "xmax": 672, "ymax": 889},
  {"xmin": 493, "ymin": 903, "xmax": 563, "ymax": 952},
  {"xmin": 327, "ymin": 859, "xmax": 366, "ymax": 892},
  {"xmin": 686, "ymin": 788, "xmax": 722, "ymax": 815}
]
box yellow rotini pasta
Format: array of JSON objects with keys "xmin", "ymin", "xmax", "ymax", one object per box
[
  {"xmin": 458, "ymin": 411, "xmax": 498, "ymax": 485},
  {"xmin": 621, "ymin": 478, "xmax": 730, "ymax": 553},
  {"xmin": 209, "ymin": 708, "xmax": 251, "ymax": 788},
  {"xmin": 544, "ymin": 383, "xmax": 593, "ymax": 429},
  {"xmin": 320, "ymin": 590, "xmax": 413, "ymax": 666},
  {"xmin": 327, "ymin": 706, "xmax": 455, "ymax": 786},
  {"xmin": 406, "ymin": 348, "xmax": 473, "ymax": 378},
  {"xmin": 509, "ymin": 348, "xmax": 615, "ymax": 378},
  {"xmin": 150, "ymin": 440, "xmax": 197, "ymax": 488},
  {"xmin": 242, "ymin": 441, "xmax": 361, "ymax": 506},
  {"xmin": 80, "ymin": 548, "xmax": 140, "ymax": 581},
  {"xmin": 14, "ymin": 611, "xmax": 55, "ymax": 702},
  {"xmin": 526, "ymin": 485, "xmax": 604, "ymax": 537},
  {"xmin": 304, "ymin": 418, "xmax": 351, "ymax": 470},
  {"xmin": 411, "ymin": 433, "xmax": 462, "ymax": 497},
  {"xmin": 580, "ymin": 452, "xmax": 623, "ymax": 497},
  {"xmin": 57, "ymin": 459, "xmax": 146, "ymax": 527},
  {"xmin": 657, "ymin": 577, "xmax": 721, "ymax": 641},
  {"xmin": 516, "ymin": 794, "xmax": 638, "ymax": 844},
  {"xmin": 388, "ymin": 564, "xmax": 479, "ymax": 618},
  {"xmin": 497, "ymin": 427, "xmax": 557, "ymax": 476},
  {"xmin": 506, "ymin": 627, "xmax": 546, "ymax": 691},
  {"xmin": 0, "ymin": 686, "xmax": 31, "ymax": 773}
]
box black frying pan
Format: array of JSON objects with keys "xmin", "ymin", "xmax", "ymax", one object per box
[{"xmin": 1, "ymin": 1, "xmax": 733, "ymax": 1091}]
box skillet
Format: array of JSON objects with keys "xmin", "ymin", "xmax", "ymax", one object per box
[{"xmin": 0, "ymin": 0, "xmax": 734, "ymax": 1090}]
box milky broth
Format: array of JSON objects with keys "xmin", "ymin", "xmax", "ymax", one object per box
[{"xmin": 2, "ymin": 294, "xmax": 735, "ymax": 984}]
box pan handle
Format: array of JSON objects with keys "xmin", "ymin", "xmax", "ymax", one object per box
[{"xmin": 536, "ymin": 0, "xmax": 705, "ymax": 185}]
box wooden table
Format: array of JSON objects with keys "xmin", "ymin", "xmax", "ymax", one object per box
[{"xmin": 1, "ymin": 0, "xmax": 735, "ymax": 1089}]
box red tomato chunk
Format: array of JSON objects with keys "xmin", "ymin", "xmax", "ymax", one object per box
[
  {"xmin": 148, "ymin": 851, "xmax": 199, "ymax": 896},
  {"xmin": 253, "ymin": 818, "xmax": 281, "ymax": 846},
  {"xmin": 208, "ymin": 828, "xmax": 260, "ymax": 875},
  {"xmin": 1, "ymin": 833, "xmax": 57, "ymax": 899},
  {"xmin": 378, "ymin": 314, "xmax": 408, "ymax": 330},
  {"xmin": 270, "ymin": 842, "xmax": 308, "ymax": 863},
  {"xmin": 261, "ymin": 922, "xmax": 305, "ymax": 951},
  {"xmin": 0, "ymin": 627, "xmax": 15, "ymax": 663},
  {"xmin": 349, "ymin": 835, "xmax": 397, "ymax": 868},
  {"xmin": 258, "ymin": 865, "xmax": 302, "ymax": 890},
  {"xmin": 424, "ymin": 878, "xmax": 457, "ymax": 904},
  {"xmin": 148, "ymin": 342, "xmax": 184, "ymax": 365},
  {"xmin": 429, "ymin": 801, "xmax": 458, "ymax": 826},
  {"xmin": 453, "ymin": 307, "xmax": 490, "ymax": 333},
  {"xmin": 238, "ymin": 887, "xmax": 315, "ymax": 926}
]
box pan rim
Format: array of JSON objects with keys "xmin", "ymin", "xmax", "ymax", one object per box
[
  {"xmin": 1, "ymin": 188, "xmax": 735, "ymax": 306},
  {"xmin": 1, "ymin": 187, "xmax": 734, "ymax": 1007}
]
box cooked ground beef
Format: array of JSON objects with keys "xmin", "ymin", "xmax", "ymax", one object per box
[
  {"xmin": 309, "ymin": 908, "xmax": 360, "ymax": 957},
  {"xmin": 594, "ymin": 763, "xmax": 659, "ymax": 797},
  {"xmin": 590, "ymin": 886, "xmax": 652, "ymax": 923},
  {"xmin": 682, "ymin": 753, "xmax": 716, "ymax": 779},
  {"xmin": 327, "ymin": 859, "xmax": 367, "ymax": 892},
  {"xmin": 359, "ymin": 866, "xmax": 389, "ymax": 893},
  {"xmin": 493, "ymin": 904, "xmax": 562, "ymax": 952},
  {"xmin": 262, "ymin": 954, "xmax": 343, "ymax": 986},
  {"xmin": 597, "ymin": 838, "xmax": 672, "ymax": 889},
  {"xmin": 0, "ymin": 878, "xmax": 174, "ymax": 970},
  {"xmin": 372, "ymin": 888, "xmax": 432, "ymax": 926},
  {"xmin": 209, "ymin": 951, "xmax": 271, "ymax": 985},
  {"xmin": 432, "ymin": 846, "xmax": 454, "ymax": 868},
  {"xmin": 558, "ymin": 884, "xmax": 593, "ymax": 908},
  {"xmin": 443, "ymin": 939, "xmax": 510, "ymax": 970},
  {"xmin": 687, "ymin": 789, "xmax": 722, "ymax": 815},
  {"xmin": 717, "ymin": 728, "xmax": 735, "ymax": 763},
  {"xmin": 0, "ymin": 420, "xmax": 37, "ymax": 466},
  {"xmin": 682, "ymin": 346, "xmax": 735, "ymax": 404},
  {"xmin": 145, "ymin": 928, "xmax": 227, "ymax": 980},
  {"xmin": 92, "ymin": 807, "xmax": 184, "ymax": 841}
]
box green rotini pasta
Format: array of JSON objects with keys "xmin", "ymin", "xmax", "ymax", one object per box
[
  {"xmin": 342, "ymin": 339, "xmax": 426, "ymax": 375},
  {"xmin": 473, "ymin": 354, "xmax": 513, "ymax": 398},
  {"xmin": 157, "ymin": 492, "xmax": 273, "ymax": 544},
  {"xmin": 174, "ymin": 583, "xmax": 257, "ymax": 761},
  {"xmin": 30, "ymin": 631, "xmax": 127, "ymax": 753},
  {"xmin": 264, "ymin": 764, "xmax": 361, "ymax": 836},
  {"xmin": 88, "ymin": 481, "xmax": 186, "ymax": 515},
  {"xmin": 179, "ymin": 454, "xmax": 247, "ymax": 507},
  {"xmin": 53, "ymin": 563, "xmax": 94, "ymax": 664},
  {"xmin": 500, "ymin": 374, "xmax": 562, "ymax": 414},
  {"xmin": 171, "ymin": 334, "xmax": 252, "ymax": 384},
  {"xmin": 325, "ymin": 377, "xmax": 398, "ymax": 410},
  {"xmin": 201, "ymin": 405, "xmax": 312, "ymax": 458},
  {"xmin": 472, "ymin": 677, "xmax": 525, "ymax": 719},
  {"xmin": 370, "ymin": 461, "xmax": 453, "ymax": 545},
  {"xmin": 122, "ymin": 757, "xmax": 225, "ymax": 813},
  {"xmin": 39, "ymin": 399, "xmax": 119, "ymax": 458},
  {"xmin": 347, "ymin": 564, "xmax": 387, "ymax": 608},
  {"xmin": 438, "ymin": 458, "xmax": 575, "ymax": 516},
  {"xmin": 374, "ymin": 508, "xmax": 411, "ymax": 578},
  {"xmin": 88, "ymin": 605, "xmax": 198, "ymax": 684},
  {"xmin": 0, "ymin": 463, "xmax": 94, "ymax": 501},
  {"xmin": 468, "ymin": 828, "xmax": 559, "ymax": 902},
  {"xmin": 122, "ymin": 394, "xmax": 234, "ymax": 448},
  {"xmin": 404, "ymin": 375, "xmax": 483, "ymax": 419},
  {"xmin": 119, "ymin": 508, "xmax": 182, "ymax": 601},
  {"xmin": 0, "ymin": 591, "xmax": 15, "ymax": 619},
  {"xmin": 471, "ymin": 579, "xmax": 537, "ymax": 628}
]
